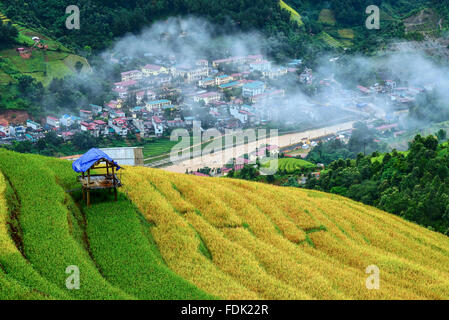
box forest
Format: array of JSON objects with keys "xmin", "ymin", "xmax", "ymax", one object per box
[{"xmin": 306, "ymin": 134, "xmax": 449, "ymax": 234}]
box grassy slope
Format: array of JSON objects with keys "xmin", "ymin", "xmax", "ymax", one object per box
[
  {"xmin": 0, "ymin": 149, "xmax": 212, "ymax": 300},
  {"xmin": 0, "ymin": 149, "xmax": 449, "ymax": 299},
  {"xmin": 263, "ymin": 158, "xmax": 316, "ymax": 173},
  {"xmin": 279, "ymin": 1, "xmax": 303, "ymax": 27},
  {"xmin": 0, "ymin": 13, "xmax": 90, "ymax": 109}
]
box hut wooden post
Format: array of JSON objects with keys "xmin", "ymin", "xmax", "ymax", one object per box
[
  {"xmin": 112, "ymin": 165, "xmax": 117, "ymax": 201},
  {"xmin": 87, "ymin": 169, "xmax": 91, "ymax": 207},
  {"xmin": 82, "ymin": 172, "xmax": 86, "ymax": 201}
]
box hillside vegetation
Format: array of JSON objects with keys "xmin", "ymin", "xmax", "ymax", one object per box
[
  {"xmin": 0, "ymin": 149, "xmax": 448, "ymax": 299},
  {"xmin": 0, "ymin": 10, "xmax": 90, "ymax": 110}
]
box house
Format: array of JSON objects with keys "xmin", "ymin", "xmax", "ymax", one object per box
[
  {"xmin": 193, "ymin": 92, "xmax": 221, "ymax": 104},
  {"xmin": 218, "ymin": 81, "xmax": 242, "ymax": 91},
  {"xmin": 136, "ymin": 90, "xmax": 156, "ymax": 104},
  {"xmin": 90, "ymin": 104, "xmax": 103, "ymax": 115},
  {"xmin": 242, "ymin": 81, "xmax": 265, "ymax": 97},
  {"xmin": 113, "ymin": 87, "xmax": 128, "ymax": 99},
  {"xmin": 215, "ymin": 75, "xmax": 233, "ymax": 86},
  {"xmin": 110, "ymin": 110, "xmax": 126, "ymax": 119},
  {"xmin": 26, "ymin": 119, "xmax": 41, "ymax": 131},
  {"xmin": 9, "ymin": 125, "xmax": 25, "ymax": 137},
  {"xmin": 212, "ymin": 56, "xmax": 247, "ymax": 68},
  {"xmin": 263, "ymin": 67, "xmax": 288, "ymax": 79},
  {"xmin": 174, "ymin": 64, "xmax": 209, "ymax": 83},
  {"xmin": 60, "ymin": 114, "xmax": 74, "ymax": 127},
  {"xmin": 151, "ymin": 116, "xmax": 164, "ymax": 136},
  {"xmin": 146, "ymin": 99, "xmax": 172, "ymax": 111},
  {"xmin": 80, "ymin": 121, "xmax": 95, "ymax": 132},
  {"xmin": 167, "ymin": 119, "xmax": 185, "ymax": 128},
  {"xmin": 0, "ymin": 120, "xmax": 10, "ymax": 136},
  {"xmin": 299, "ymin": 68, "xmax": 313, "ymax": 85},
  {"xmin": 196, "ymin": 59, "xmax": 209, "ymax": 69},
  {"xmin": 114, "ymin": 80, "xmax": 137, "ymax": 90},
  {"xmin": 199, "ymin": 77, "xmax": 215, "ymax": 88},
  {"xmin": 250, "ymin": 60, "xmax": 271, "ymax": 72},
  {"xmin": 46, "ymin": 116, "xmax": 60, "ymax": 128},
  {"xmin": 121, "ymin": 70, "xmax": 143, "ymax": 82},
  {"xmin": 109, "ymin": 118, "xmax": 128, "ymax": 136},
  {"xmin": 142, "ymin": 64, "xmax": 169, "ymax": 77},
  {"xmin": 61, "ymin": 131, "xmax": 75, "ymax": 141},
  {"xmin": 79, "ymin": 110, "xmax": 93, "ymax": 120}
]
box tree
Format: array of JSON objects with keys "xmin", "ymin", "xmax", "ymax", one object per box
[{"xmin": 436, "ymin": 129, "xmax": 447, "ymax": 142}]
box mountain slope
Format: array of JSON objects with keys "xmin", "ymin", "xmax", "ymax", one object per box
[{"xmin": 0, "ymin": 149, "xmax": 448, "ymax": 299}]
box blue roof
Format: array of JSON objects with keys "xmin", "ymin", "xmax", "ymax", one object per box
[
  {"xmin": 219, "ymin": 81, "xmax": 240, "ymax": 89},
  {"xmin": 243, "ymin": 81, "xmax": 265, "ymax": 89},
  {"xmin": 148, "ymin": 99, "xmax": 171, "ymax": 105},
  {"xmin": 217, "ymin": 75, "xmax": 230, "ymax": 78},
  {"xmin": 72, "ymin": 148, "xmax": 121, "ymax": 173}
]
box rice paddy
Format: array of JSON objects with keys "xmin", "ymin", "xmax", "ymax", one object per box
[{"xmin": 0, "ymin": 149, "xmax": 448, "ymax": 299}]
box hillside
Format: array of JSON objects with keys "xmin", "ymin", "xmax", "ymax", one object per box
[
  {"xmin": 0, "ymin": 12, "xmax": 90, "ymax": 110},
  {"xmin": 0, "ymin": 149, "xmax": 448, "ymax": 299}
]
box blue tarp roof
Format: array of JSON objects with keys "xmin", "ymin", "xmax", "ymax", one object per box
[{"xmin": 72, "ymin": 148, "xmax": 121, "ymax": 173}]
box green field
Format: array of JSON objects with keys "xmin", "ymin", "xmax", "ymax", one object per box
[
  {"xmin": 0, "ymin": 149, "xmax": 212, "ymax": 299},
  {"xmin": 318, "ymin": 9, "xmax": 336, "ymax": 26},
  {"xmin": 264, "ymin": 158, "xmax": 316, "ymax": 173},
  {"xmin": 318, "ymin": 31, "xmax": 344, "ymax": 48},
  {"xmin": 279, "ymin": 0, "xmax": 303, "ymax": 27}
]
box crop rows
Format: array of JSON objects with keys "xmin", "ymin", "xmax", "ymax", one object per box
[{"xmin": 122, "ymin": 167, "xmax": 449, "ymax": 299}]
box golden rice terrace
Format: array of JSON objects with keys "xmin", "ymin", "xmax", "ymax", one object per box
[{"xmin": 0, "ymin": 149, "xmax": 448, "ymax": 299}]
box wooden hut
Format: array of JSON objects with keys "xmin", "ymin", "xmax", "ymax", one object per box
[{"xmin": 72, "ymin": 148, "xmax": 122, "ymax": 207}]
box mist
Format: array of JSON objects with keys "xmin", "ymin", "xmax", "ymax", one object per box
[{"xmin": 69, "ymin": 16, "xmax": 449, "ymax": 134}]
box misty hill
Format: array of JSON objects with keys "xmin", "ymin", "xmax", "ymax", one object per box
[
  {"xmin": 0, "ymin": 11, "xmax": 90, "ymax": 111},
  {"xmin": 1, "ymin": 0, "xmax": 444, "ymax": 57},
  {"xmin": 0, "ymin": 149, "xmax": 449, "ymax": 299}
]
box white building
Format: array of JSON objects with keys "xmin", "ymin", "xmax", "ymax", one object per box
[
  {"xmin": 100, "ymin": 147, "xmax": 144, "ymax": 166},
  {"xmin": 26, "ymin": 119, "xmax": 41, "ymax": 130},
  {"xmin": 46, "ymin": 116, "xmax": 60, "ymax": 128}
]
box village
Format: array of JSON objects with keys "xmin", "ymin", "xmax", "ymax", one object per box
[{"xmin": 0, "ymin": 51, "xmax": 425, "ymax": 173}]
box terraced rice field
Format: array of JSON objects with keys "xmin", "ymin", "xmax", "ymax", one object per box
[
  {"xmin": 1, "ymin": 149, "xmax": 449, "ymax": 299},
  {"xmin": 318, "ymin": 9, "xmax": 336, "ymax": 26},
  {"xmin": 318, "ymin": 32, "xmax": 344, "ymax": 49},
  {"xmin": 279, "ymin": 1, "xmax": 303, "ymax": 27},
  {"xmin": 263, "ymin": 158, "xmax": 316, "ymax": 173},
  {"xmin": 338, "ymin": 29, "xmax": 355, "ymax": 39}
]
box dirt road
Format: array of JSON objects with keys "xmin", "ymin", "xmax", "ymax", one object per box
[{"xmin": 163, "ymin": 121, "xmax": 355, "ymax": 173}]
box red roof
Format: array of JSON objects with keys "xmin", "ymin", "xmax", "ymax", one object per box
[
  {"xmin": 143, "ymin": 64, "xmax": 162, "ymax": 71},
  {"xmin": 152, "ymin": 116, "xmax": 162, "ymax": 123},
  {"xmin": 93, "ymin": 120, "xmax": 106, "ymax": 125},
  {"xmin": 114, "ymin": 80, "xmax": 137, "ymax": 87},
  {"xmin": 121, "ymin": 70, "xmax": 140, "ymax": 75}
]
